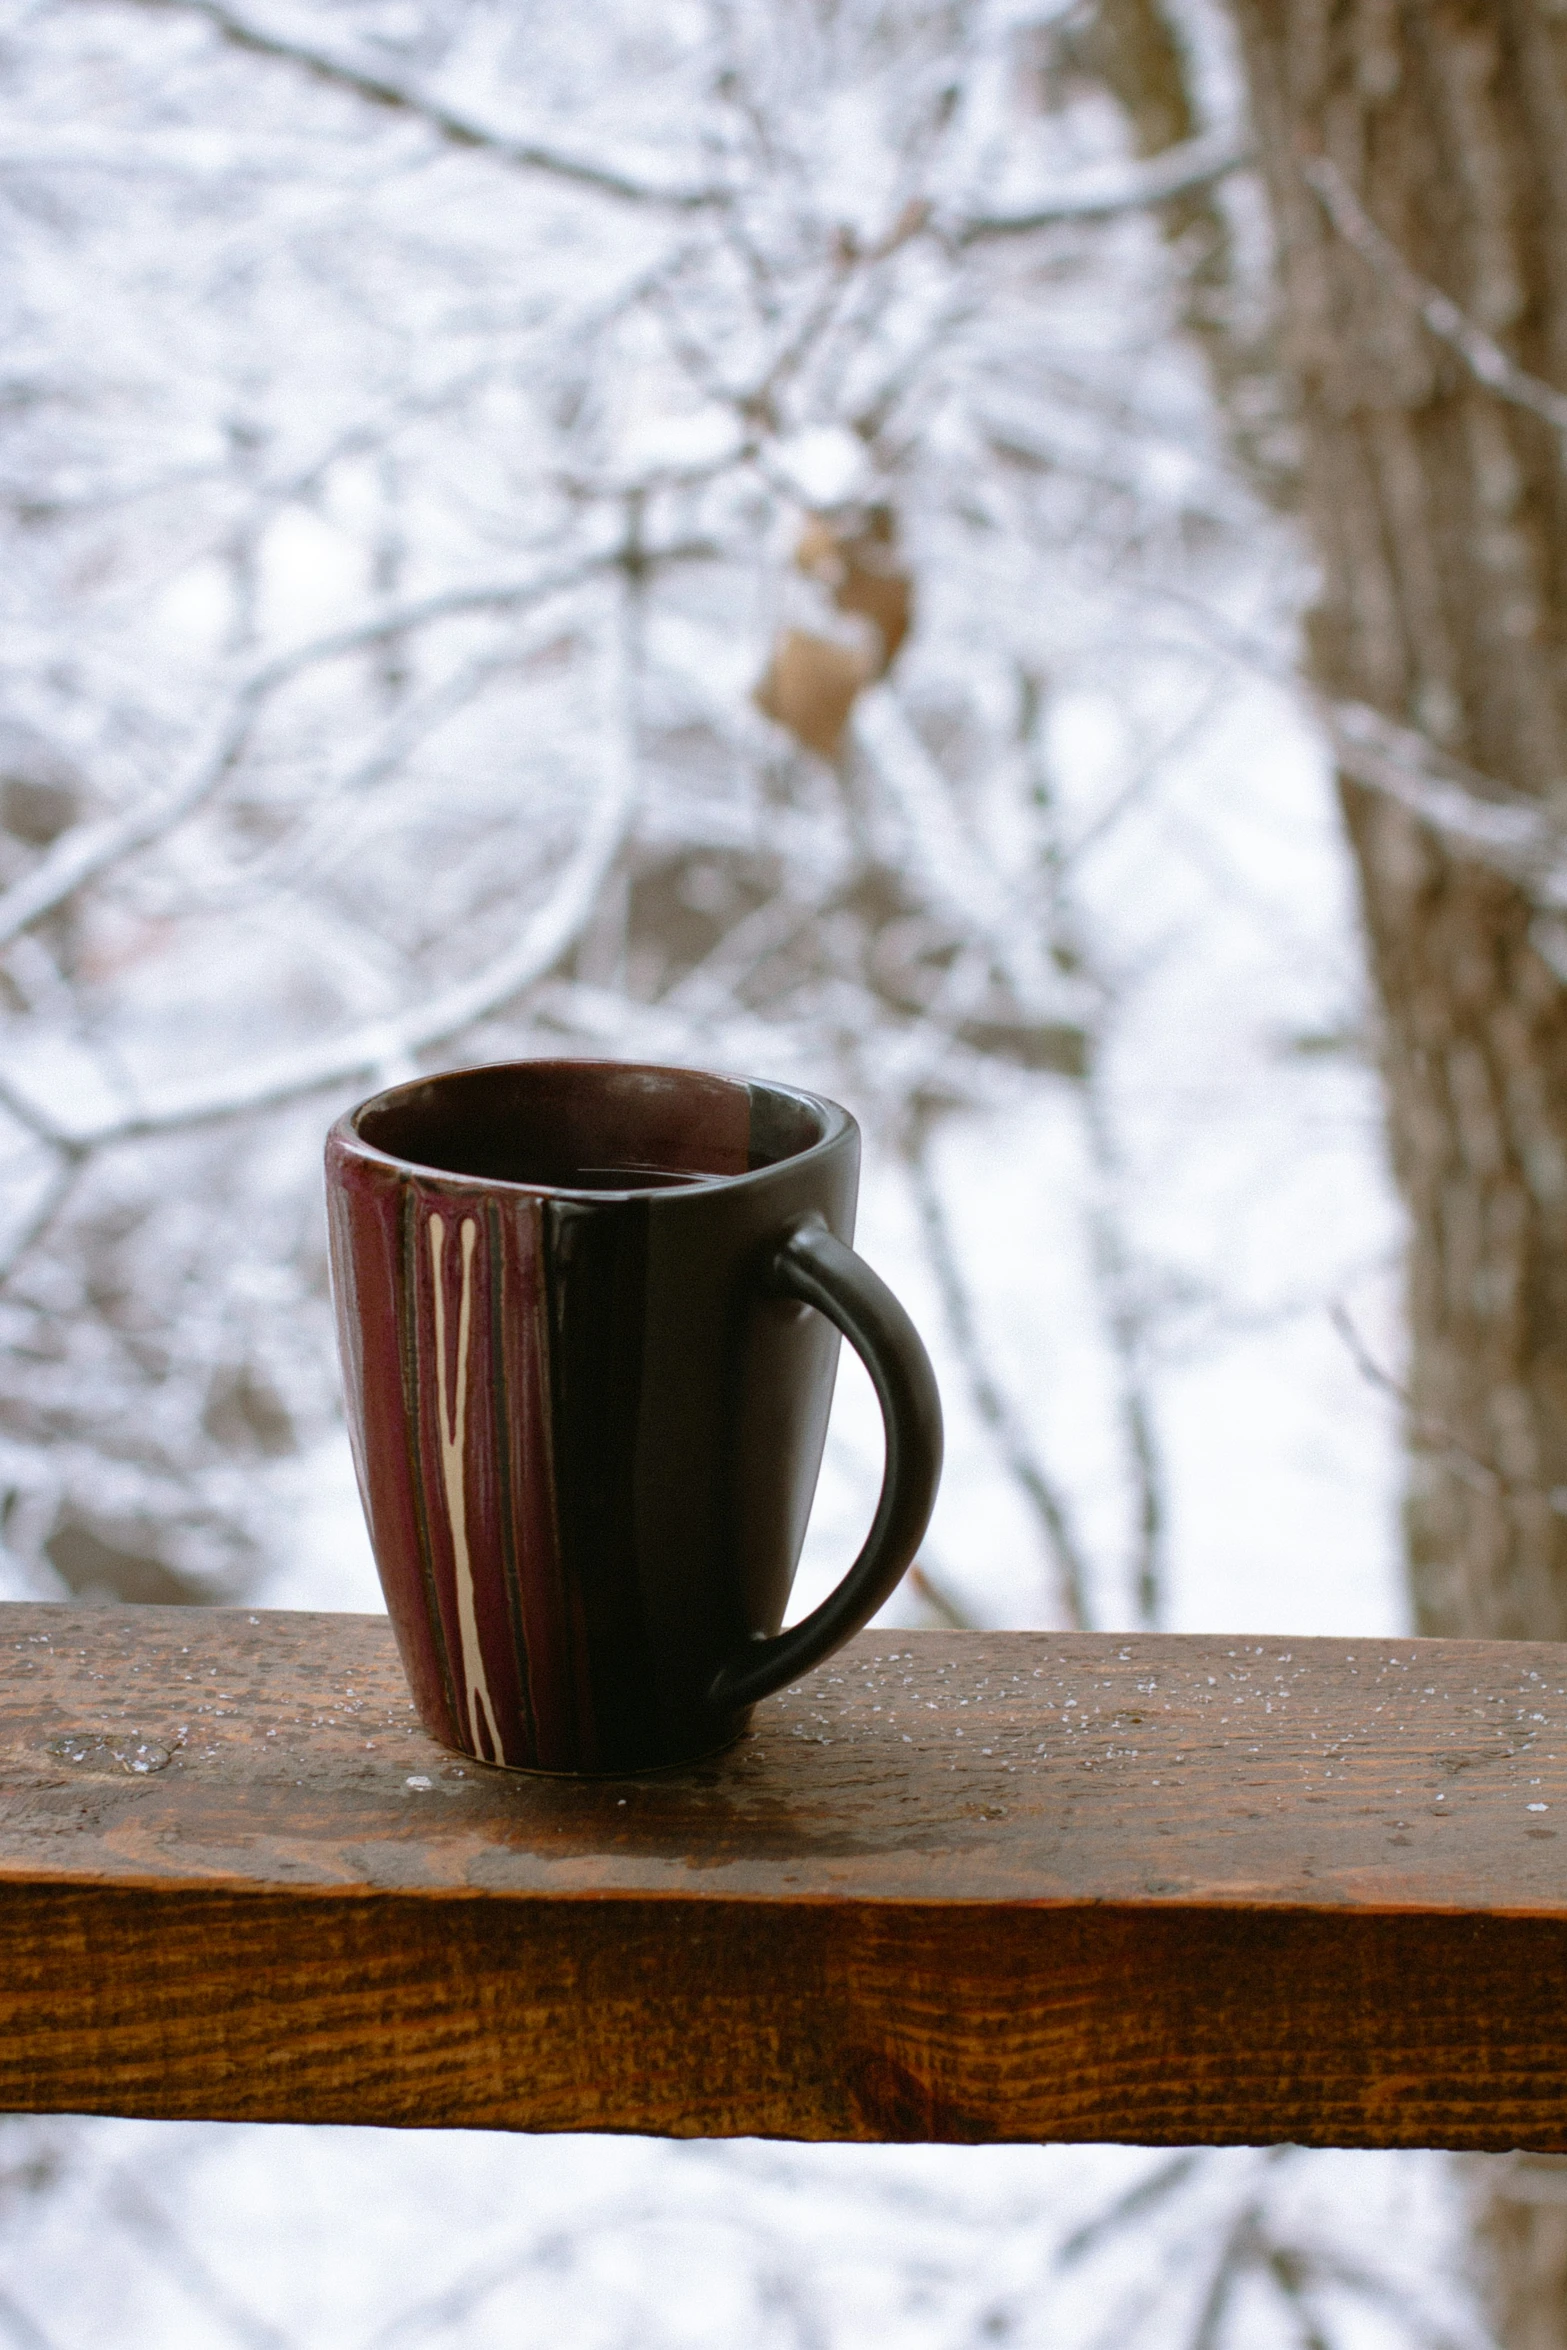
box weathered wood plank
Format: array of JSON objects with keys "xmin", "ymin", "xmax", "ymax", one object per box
[{"xmin": 3, "ymin": 1604, "xmax": 1567, "ymax": 2146}]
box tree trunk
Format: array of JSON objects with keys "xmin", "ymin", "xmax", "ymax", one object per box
[
  {"xmin": 1223, "ymin": 4, "xmax": 1567, "ymax": 2339},
  {"xmin": 1078, "ymin": 0, "xmax": 1299, "ymax": 505}
]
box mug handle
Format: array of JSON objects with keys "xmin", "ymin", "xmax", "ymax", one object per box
[{"xmin": 707, "ymin": 1214, "xmax": 943, "ymax": 1715}]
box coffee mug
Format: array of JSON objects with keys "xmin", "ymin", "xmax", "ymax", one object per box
[{"xmin": 325, "ymin": 1059, "xmax": 942, "ymax": 1773}]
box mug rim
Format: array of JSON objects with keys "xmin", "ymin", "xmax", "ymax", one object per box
[{"xmin": 329, "ymin": 1056, "xmax": 856, "ymax": 1201}]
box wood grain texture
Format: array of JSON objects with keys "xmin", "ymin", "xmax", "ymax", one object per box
[{"xmin": 5, "ymin": 1605, "xmax": 1567, "ymax": 2146}]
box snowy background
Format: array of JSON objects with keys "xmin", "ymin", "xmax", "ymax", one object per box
[{"xmin": 0, "ymin": 0, "xmax": 1470, "ymax": 2342}]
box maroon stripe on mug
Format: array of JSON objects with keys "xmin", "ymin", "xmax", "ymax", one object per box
[
  {"xmin": 325, "ymin": 1155, "xmax": 460, "ymax": 1752},
  {"xmin": 395, "ymin": 1181, "xmax": 463, "ymax": 1747},
  {"xmin": 444, "ymin": 1199, "xmax": 531, "ymax": 1769},
  {"xmin": 484, "ymin": 1199, "xmax": 539, "ymax": 1768}
]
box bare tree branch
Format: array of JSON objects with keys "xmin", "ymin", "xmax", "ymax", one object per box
[
  {"xmin": 1259, "ymin": 2237, "xmax": 1334, "ymax": 2350},
  {"xmin": 1058, "ymin": 2153, "xmax": 1205, "ymax": 2265},
  {"xmin": 852, "ymin": 684, "xmax": 1085, "ymax": 1022},
  {"xmin": 905, "ymin": 1118, "xmax": 1093, "ymax": 1628},
  {"xmin": 1304, "ymin": 154, "xmax": 1567, "ymax": 443},
  {"xmin": 111, "ymin": 2174, "xmax": 293, "ymax": 2350},
  {"xmin": 1189, "ymin": 2204, "xmax": 1263, "ymax": 2350},
  {"xmin": 0, "ymin": 1156, "xmax": 87, "ymax": 1294},
  {"xmin": 1327, "ymin": 1300, "xmax": 1560, "ymax": 1507},
  {"xmin": 1016, "ymin": 665, "xmax": 1167, "ymax": 1626},
  {"xmin": 1325, "ymin": 699, "xmax": 1567, "ymax": 906},
  {"xmin": 1081, "ymin": 1076, "xmax": 1165, "ymax": 1628},
  {"xmin": 0, "ymin": 544, "xmax": 712, "ymax": 957},
  {"xmin": 907, "ymin": 1559, "xmax": 978, "ymax": 1627},
  {"xmin": 42, "ymin": 588, "xmax": 642, "ymax": 1147},
  {"xmin": 955, "ymin": 127, "xmax": 1250, "ymax": 244},
  {"xmin": 1275, "ymin": 2242, "xmax": 1476, "ymax": 2350},
  {"xmin": 0, "ymin": 2287, "xmax": 63, "ymax": 2350},
  {"xmin": 361, "ymin": 2201, "xmax": 678, "ymax": 2350},
  {"xmin": 119, "ymin": 0, "xmax": 725, "ymax": 211}
]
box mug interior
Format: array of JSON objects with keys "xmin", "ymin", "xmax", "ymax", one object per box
[{"xmin": 351, "ymin": 1060, "xmax": 831, "ymax": 1192}]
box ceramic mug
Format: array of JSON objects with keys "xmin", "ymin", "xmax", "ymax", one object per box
[{"xmin": 325, "ymin": 1059, "xmax": 942, "ymax": 1773}]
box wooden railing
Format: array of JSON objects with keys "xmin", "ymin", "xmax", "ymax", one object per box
[{"xmin": 2, "ymin": 1603, "xmax": 1564, "ymax": 2148}]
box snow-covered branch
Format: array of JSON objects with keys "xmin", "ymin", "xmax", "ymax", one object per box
[
  {"xmin": 905, "ymin": 1121, "xmax": 1093, "ymax": 1630},
  {"xmin": 0, "ymin": 545, "xmax": 710, "ymax": 955},
  {"xmin": 1327, "ymin": 699, "xmax": 1567, "ymax": 906},
  {"xmin": 954, "ymin": 127, "xmax": 1249, "ymax": 244},
  {"xmin": 27, "ymin": 588, "xmax": 641, "ymax": 1148},
  {"xmin": 125, "ymin": 0, "xmax": 724, "ymax": 211},
  {"xmin": 0, "ymin": 699, "xmax": 260, "ymax": 961},
  {"xmin": 851, "ymin": 684, "xmax": 1087, "ymax": 1021},
  {"xmin": 1305, "ymin": 155, "xmax": 1567, "ymax": 443}
]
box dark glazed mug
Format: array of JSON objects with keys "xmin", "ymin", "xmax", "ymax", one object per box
[{"xmin": 324, "ymin": 1059, "xmax": 942, "ymax": 1774}]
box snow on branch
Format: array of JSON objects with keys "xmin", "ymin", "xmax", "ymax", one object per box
[
  {"xmin": 56, "ymin": 588, "xmax": 641, "ymax": 1149},
  {"xmin": 905, "ymin": 1122, "xmax": 1092, "ymax": 1630},
  {"xmin": 1327, "ymin": 698, "xmax": 1567, "ymax": 905},
  {"xmin": 953, "ymin": 126, "xmax": 1249, "ymax": 245},
  {"xmin": 1304, "ymin": 155, "xmax": 1567, "ymax": 443},
  {"xmin": 126, "ymin": 0, "xmax": 724, "ymax": 212},
  {"xmin": 0, "ymin": 699, "xmax": 260, "ymax": 962},
  {"xmin": 0, "ymin": 545, "xmax": 709, "ymax": 957},
  {"xmin": 851, "ymin": 684, "xmax": 1087, "ymax": 1020}
]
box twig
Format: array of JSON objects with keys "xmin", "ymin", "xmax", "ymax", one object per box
[
  {"xmin": 658, "ymin": 889, "xmax": 824, "ymax": 1021},
  {"xmin": 123, "ymin": 0, "xmax": 724, "ymax": 212},
  {"xmin": 905, "ymin": 1122, "xmax": 1093, "ymax": 1628},
  {"xmin": 1325, "ymin": 700, "xmax": 1567, "ymax": 907},
  {"xmin": 1303, "ymin": 155, "xmax": 1567, "ymax": 445},
  {"xmin": 0, "ymin": 696, "xmax": 261, "ymax": 959},
  {"xmin": 956, "ymin": 128, "xmax": 1250, "ymax": 244},
  {"xmin": 167, "ymin": 650, "xmax": 535, "ymax": 911},
  {"xmin": 1260, "ymin": 2239, "xmax": 1334, "ymax": 2350},
  {"xmin": 1328, "ymin": 1301, "xmax": 1529, "ymax": 1502},
  {"xmin": 1062, "ymin": 678, "xmax": 1232, "ymax": 870},
  {"xmin": 1058, "ymin": 2152, "xmax": 1205, "ymax": 2265},
  {"xmin": 1189, "ymin": 2204, "xmax": 1263, "ymax": 2350},
  {"xmin": 0, "ymin": 2290, "xmax": 61, "ymax": 2350},
  {"xmin": 1018, "ymin": 670, "xmax": 1166, "ymax": 1626},
  {"xmin": 908, "ymin": 1559, "xmax": 977, "ymax": 1628},
  {"xmin": 0, "ymin": 1154, "xmax": 87, "ymax": 1293},
  {"xmin": 360, "ymin": 2200, "xmax": 822, "ymax": 2350},
  {"xmin": 852, "ymin": 684, "xmax": 1085, "ymax": 1024},
  {"xmin": 0, "ymin": 542, "xmax": 711, "ymax": 960},
  {"xmin": 54, "ymin": 579, "xmax": 641, "ymax": 1145},
  {"xmin": 1280, "ymin": 2245, "xmax": 1477, "ymax": 2350},
  {"xmin": 1080, "ymin": 1077, "xmax": 1165, "ymax": 1629},
  {"xmin": 112, "ymin": 2175, "xmax": 293, "ymax": 2350}
]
